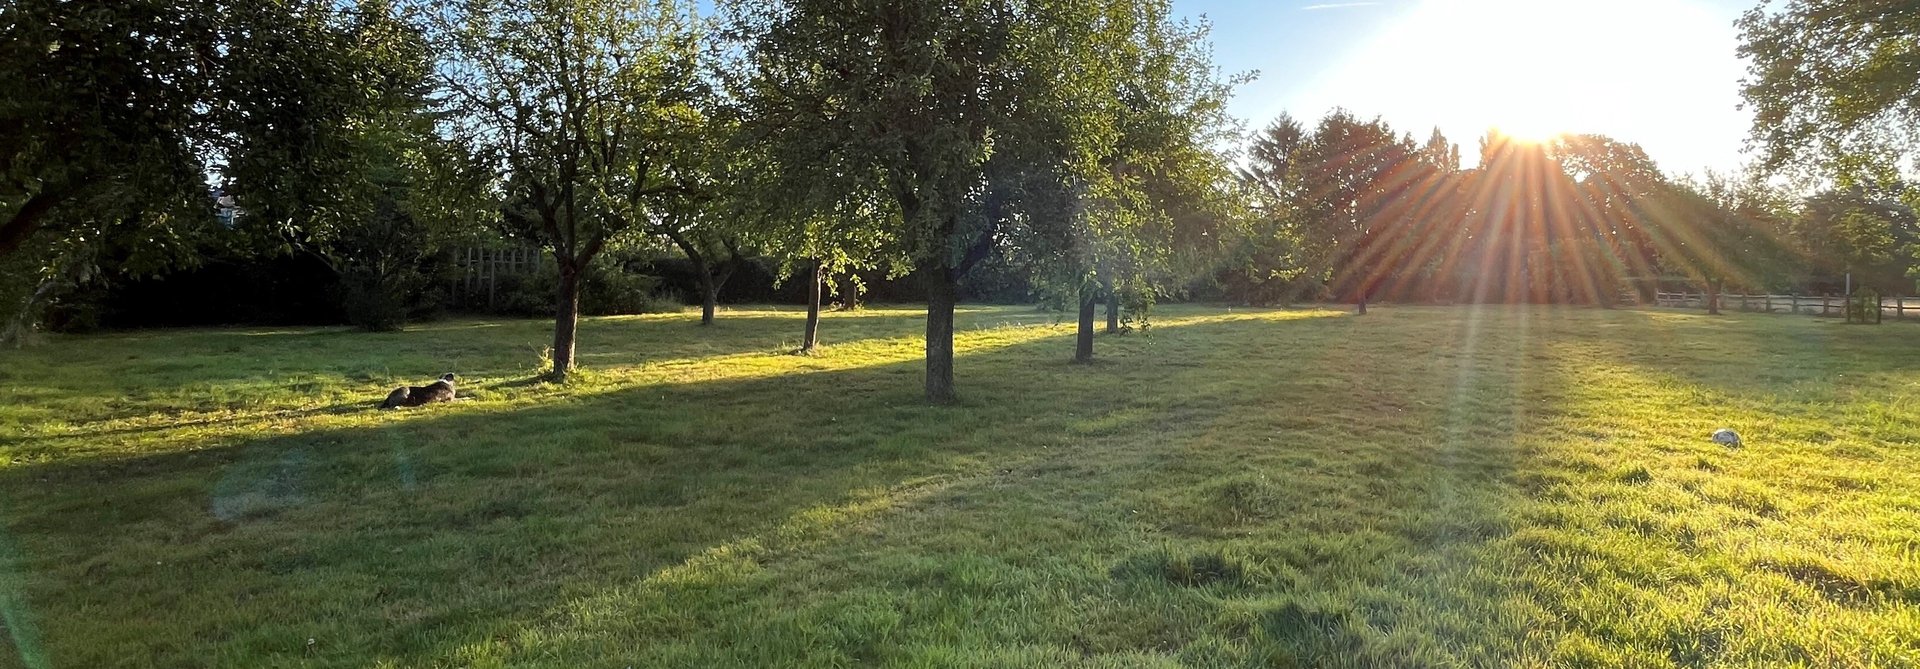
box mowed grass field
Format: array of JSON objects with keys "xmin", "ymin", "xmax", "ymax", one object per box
[{"xmin": 2, "ymin": 304, "xmax": 1917, "ymax": 668}]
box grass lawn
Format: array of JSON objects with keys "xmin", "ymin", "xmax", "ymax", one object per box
[{"xmin": 2, "ymin": 304, "xmax": 1917, "ymax": 668}]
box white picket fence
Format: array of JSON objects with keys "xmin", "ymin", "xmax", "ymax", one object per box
[{"xmin": 1654, "ymin": 292, "xmax": 1916, "ymax": 320}]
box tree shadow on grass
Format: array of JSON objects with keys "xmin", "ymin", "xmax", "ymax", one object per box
[
  {"xmin": 8, "ymin": 307, "xmax": 1559, "ymax": 668},
  {"xmin": 0, "ymin": 307, "xmax": 1057, "ymax": 440},
  {"xmin": 3, "ymin": 307, "xmax": 1224, "ymax": 668},
  {"xmin": 449, "ymin": 305, "xmax": 1648, "ymax": 667},
  {"xmin": 0, "ymin": 309, "xmax": 941, "ymax": 446},
  {"xmin": 0, "ymin": 357, "xmax": 947, "ymax": 666}
]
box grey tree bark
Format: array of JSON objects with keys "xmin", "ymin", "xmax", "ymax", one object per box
[
  {"xmin": 802, "ymin": 261, "xmax": 822, "ymax": 352},
  {"xmin": 924, "ymin": 270, "xmax": 959, "ymax": 402},
  {"xmin": 550, "ymin": 265, "xmax": 582, "ymax": 382},
  {"xmin": 1076, "ymin": 285, "xmax": 1097, "ymax": 363},
  {"xmin": 1104, "ymin": 280, "xmax": 1120, "ymax": 334}
]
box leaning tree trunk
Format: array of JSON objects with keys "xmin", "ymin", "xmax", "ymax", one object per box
[
  {"xmin": 0, "ymin": 189, "xmax": 67, "ymax": 260},
  {"xmin": 801, "ymin": 261, "xmax": 822, "ymax": 353},
  {"xmin": 1076, "ymin": 284, "xmax": 1098, "ymax": 363},
  {"xmin": 550, "ymin": 264, "xmax": 582, "ymax": 382},
  {"xmin": 1104, "ymin": 279, "xmax": 1120, "ymax": 334},
  {"xmin": 923, "ymin": 269, "xmax": 959, "ymax": 403}
]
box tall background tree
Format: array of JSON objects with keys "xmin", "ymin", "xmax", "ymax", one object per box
[
  {"xmin": 732, "ymin": 0, "xmax": 1130, "ymax": 401},
  {"xmin": 433, "ymin": 0, "xmax": 710, "ymax": 380},
  {"xmin": 218, "ymin": 0, "xmax": 446, "ymax": 331},
  {"xmin": 0, "ymin": 0, "xmax": 215, "ymax": 262},
  {"xmin": 1739, "ymin": 1, "xmax": 1920, "ymax": 179},
  {"xmin": 1, "ymin": 0, "xmax": 455, "ymax": 342},
  {"xmin": 1061, "ymin": 1, "xmax": 1243, "ymax": 361},
  {"xmin": 1739, "ymin": 0, "xmax": 1920, "ymax": 297}
]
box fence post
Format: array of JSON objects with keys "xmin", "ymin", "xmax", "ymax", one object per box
[
  {"xmin": 1764, "ymin": 294, "xmax": 1772, "ymax": 313},
  {"xmin": 1900, "ymin": 296, "xmax": 1907, "ymax": 320},
  {"xmin": 1822, "ymin": 295, "xmax": 1831, "ymax": 317}
]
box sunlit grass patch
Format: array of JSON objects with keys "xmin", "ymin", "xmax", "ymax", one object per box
[{"xmin": 0, "ymin": 304, "xmax": 1916, "ymax": 667}]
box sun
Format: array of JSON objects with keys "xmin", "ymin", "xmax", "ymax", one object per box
[
  {"xmin": 1293, "ymin": 0, "xmax": 1743, "ymax": 170},
  {"xmin": 1490, "ymin": 120, "xmax": 1564, "ymax": 144}
]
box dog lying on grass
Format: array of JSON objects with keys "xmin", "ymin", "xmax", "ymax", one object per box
[{"xmin": 381, "ymin": 373, "xmax": 457, "ymax": 409}]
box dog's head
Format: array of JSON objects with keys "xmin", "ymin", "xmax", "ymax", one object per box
[{"xmin": 440, "ymin": 372, "xmax": 457, "ymax": 383}]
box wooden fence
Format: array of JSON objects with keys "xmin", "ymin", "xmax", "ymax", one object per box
[
  {"xmin": 452, "ymin": 246, "xmax": 547, "ymax": 309},
  {"xmin": 1654, "ymin": 292, "xmax": 1916, "ymax": 320}
]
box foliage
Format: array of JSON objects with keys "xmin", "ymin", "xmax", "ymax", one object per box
[
  {"xmin": 487, "ymin": 251, "xmax": 684, "ymax": 318},
  {"xmin": 431, "ymin": 0, "xmax": 712, "ymax": 379},
  {"xmin": 729, "ymin": 0, "xmax": 1136, "ymax": 400},
  {"xmin": 215, "ymin": 0, "xmax": 455, "ymax": 332},
  {"xmin": 718, "ymin": 52, "xmax": 903, "ymax": 308},
  {"xmin": 1, "ymin": 0, "xmax": 461, "ymax": 336},
  {"xmin": 0, "ymin": 235, "xmax": 95, "ymax": 345},
  {"xmin": 1738, "ymin": 1, "xmax": 1920, "ymax": 176},
  {"xmin": 1050, "ymin": 3, "xmax": 1245, "ymax": 305},
  {"xmin": 0, "ymin": 0, "xmax": 219, "ymax": 265},
  {"xmin": 1226, "ymin": 109, "xmax": 1898, "ymax": 307}
]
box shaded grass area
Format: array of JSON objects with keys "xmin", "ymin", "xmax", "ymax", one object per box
[{"xmin": 1, "ymin": 305, "xmax": 1917, "ymax": 667}]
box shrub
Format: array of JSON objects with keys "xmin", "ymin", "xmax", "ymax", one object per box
[
  {"xmin": 482, "ymin": 252, "xmax": 683, "ymax": 318},
  {"xmin": 338, "ymin": 267, "xmax": 426, "ymax": 332},
  {"xmin": 580, "ymin": 262, "xmax": 673, "ymax": 316}
]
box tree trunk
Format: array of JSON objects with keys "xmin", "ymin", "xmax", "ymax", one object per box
[
  {"xmin": 667, "ymin": 232, "xmax": 731, "ymax": 326},
  {"xmin": 1076, "ymin": 285, "xmax": 1097, "ymax": 363},
  {"xmin": 837, "ymin": 273, "xmax": 860, "ymax": 311},
  {"xmin": 923, "ymin": 270, "xmax": 958, "ymax": 403},
  {"xmin": 550, "ymin": 265, "xmax": 582, "ymax": 382},
  {"xmin": 1, "ymin": 266, "xmax": 67, "ymax": 347},
  {"xmin": 700, "ymin": 283, "xmax": 718, "ymax": 325},
  {"xmin": 1104, "ymin": 280, "xmax": 1120, "ymax": 334},
  {"xmin": 802, "ymin": 261, "xmax": 822, "ymax": 353},
  {"xmin": 1706, "ymin": 278, "xmax": 1722, "ymax": 315}
]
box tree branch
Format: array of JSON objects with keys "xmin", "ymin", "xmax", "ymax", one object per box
[
  {"xmin": 956, "ymin": 218, "xmax": 998, "ymax": 278},
  {"xmin": 0, "ymin": 186, "xmax": 75, "ymax": 259}
]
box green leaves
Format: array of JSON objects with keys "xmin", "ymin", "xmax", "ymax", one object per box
[
  {"xmin": 1738, "ymin": 0, "xmax": 1920, "ymax": 176},
  {"xmin": 431, "ymin": 0, "xmax": 712, "ymax": 264}
]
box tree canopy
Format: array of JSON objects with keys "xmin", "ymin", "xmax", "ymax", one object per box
[
  {"xmin": 1739, "ymin": 1, "xmax": 1920, "ymax": 175},
  {"xmin": 431, "ymin": 0, "xmax": 712, "ymax": 380}
]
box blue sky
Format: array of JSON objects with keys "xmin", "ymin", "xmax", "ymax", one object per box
[{"xmin": 1171, "ymin": 0, "xmax": 1760, "ymax": 176}]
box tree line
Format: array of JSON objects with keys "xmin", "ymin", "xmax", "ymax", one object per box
[
  {"xmin": 1231, "ymin": 112, "xmax": 1918, "ymax": 311},
  {"xmin": 4, "ymin": 0, "xmax": 1917, "ymax": 401}
]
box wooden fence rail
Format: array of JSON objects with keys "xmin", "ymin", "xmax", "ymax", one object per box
[
  {"xmin": 453, "ymin": 246, "xmax": 548, "ymax": 309},
  {"xmin": 1653, "ymin": 292, "xmax": 1912, "ymax": 320}
]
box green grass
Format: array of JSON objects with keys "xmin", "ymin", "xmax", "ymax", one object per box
[{"xmin": 2, "ymin": 304, "xmax": 1917, "ymax": 668}]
